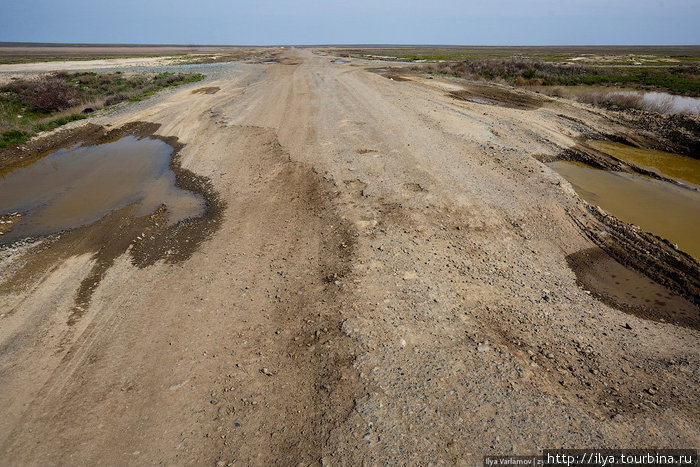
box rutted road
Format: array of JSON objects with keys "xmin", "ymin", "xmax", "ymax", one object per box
[{"xmin": 1, "ymin": 48, "xmax": 698, "ymax": 465}]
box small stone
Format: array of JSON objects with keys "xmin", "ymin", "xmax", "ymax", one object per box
[
  {"xmin": 261, "ymin": 368, "xmax": 273, "ymax": 376},
  {"xmin": 478, "ymin": 344, "xmax": 491, "ymax": 352}
]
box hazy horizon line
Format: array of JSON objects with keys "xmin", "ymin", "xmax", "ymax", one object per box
[{"xmin": 2, "ymin": 41, "xmax": 699, "ymax": 48}]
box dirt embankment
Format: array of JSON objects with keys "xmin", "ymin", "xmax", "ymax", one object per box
[
  {"xmin": 604, "ymin": 109, "xmax": 700, "ymax": 158},
  {"xmin": 0, "ymin": 49, "xmax": 698, "ymax": 465}
]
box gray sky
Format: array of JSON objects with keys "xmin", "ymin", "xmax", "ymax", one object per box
[{"xmin": 2, "ymin": 0, "xmax": 699, "ymax": 45}]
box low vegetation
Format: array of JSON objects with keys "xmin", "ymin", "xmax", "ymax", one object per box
[
  {"xmin": 339, "ymin": 46, "xmax": 700, "ymax": 98},
  {"xmin": 420, "ymin": 59, "xmax": 700, "ymax": 96},
  {"xmin": 0, "ymin": 71, "xmax": 204, "ymax": 149},
  {"xmin": 572, "ymin": 91, "xmax": 677, "ymax": 114},
  {"xmin": 337, "ymin": 45, "xmax": 700, "ymax": 66}
]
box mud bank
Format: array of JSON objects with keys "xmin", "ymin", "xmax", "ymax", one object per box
[
  {"xmin": 570, "ymin": 204, "xmax": 700, "ymax": 314},
  {"xmin": 537, "ymin": 139, "xmax": 695, "ymax": 189},
  {"xmin": 606, "ymin": 110, "xmax": 700, "ymax": 158}
]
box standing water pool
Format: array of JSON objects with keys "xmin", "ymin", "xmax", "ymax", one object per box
[
  {"xmin": 0, "ymin": 136, "xmax": 204, "ymax": 244},
  {"xmin": 548, "ymin": 160, "xmax": 700, "ymax": 259}
]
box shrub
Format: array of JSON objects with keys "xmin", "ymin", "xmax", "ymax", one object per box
[
  {"xmin": 3, "ymin": 73, "xmax": 82, "ymax": 113},
  {"xmin": 549, "ymin": 87, "xmax": 566, "ymax": 97},
  {"xmin": 27, "ymin": 76, "xmax": 82, "ymax": 112},
  {"xmin": 104, "ymin": 93, "xmax": 128, "ymax": 106},
  {"xmin": 574, "ymin": 91, "xmax": 680, "ymax": 114},
  {"xmin": 421, "ymin": 58, "xmax": 700, "ymax": 95}
]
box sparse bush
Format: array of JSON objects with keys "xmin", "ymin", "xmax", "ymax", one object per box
[
  {"xmin": 28, "ymin": 76, "xmax": 82, "ymax": 112},
  {"xmin": 549, "ymin": 87, "xmax": 566, "ymax": 97},
  {"xmin": 422, "ymin": 58, "xmax": 700, "ymax": 95},
  {"xmin": 104, "ymin": 93, "xmax": 128, "ymax": 106},
  {"xmin": 574, "ymin": 91, "xmax": 682, "ymax": 114},
  {"xmin": 4, "ymin": 73, "xmax": 82, "ymax": 113},
  {"xmin": 0, "ymin": 70, "xmax": 205, "ymax": 150}
]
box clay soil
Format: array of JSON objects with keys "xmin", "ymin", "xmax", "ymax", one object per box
[{"xmin": 0, "ymin": 48, "xmax": 698, "ymax": 465}]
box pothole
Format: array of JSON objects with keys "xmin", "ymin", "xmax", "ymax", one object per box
[{"xmin": 0, "ymin": 136, "xmax": 204, "ymax": 245}]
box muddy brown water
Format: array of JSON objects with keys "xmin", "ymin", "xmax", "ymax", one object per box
[
  {"xmin": 588, "ymin": 140, "xmax": 700, "ymax": 187},
  {"xmin": 549, "ymin": 161, "xmax": 700, "ymax": 259},
  {"xmin": 0, "ymin": 136, "xmax": 204, "ymax": 244}
]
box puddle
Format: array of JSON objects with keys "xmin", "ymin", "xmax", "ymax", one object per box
[
  {"xmin": 549, "ymin": 161, "xmax": 700, "ymax": 259},
  {"xmin": 466, "ymin": 97, "xmax": 493, "ymax": 105},
  {"xmin": 263, "ymin": 61, "xmax": 278, "ymax": 64},
  {"xmin": 0, "ymin": 136, "xmax": 204, "ymax": 244},
  {"xmin": 567, "ymin": 248, "xmax": 698, "ymax": 329},
  {"xmin": 332, "ymin": 60, "xmax": 349, "ymax": 64},
  {"xmin": 588, "ymin": 140, "xmax": 700, "ymax": 186}
]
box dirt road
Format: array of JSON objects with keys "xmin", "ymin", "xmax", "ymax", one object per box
[{"xmin": 1, "ymin": 48, "xmax": 698, "ymax": 465}]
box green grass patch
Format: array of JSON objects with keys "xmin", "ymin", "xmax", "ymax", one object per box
[
  {"xmin": 33, "ymin": 114, "xmax": 88, "ymax": 133},
  {"xmin": 0, "ymin": 129, "xmax": 31, "ymax": 149}
]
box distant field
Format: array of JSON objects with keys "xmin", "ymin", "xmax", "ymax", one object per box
[
  {"xmin": 333, "ymin": 45, "xmax": 700, "ymax": 65},
  {"xmin": 0, "ymin": 43, "xmax": 266, "ymax": 64},
  {"xmin": 334, "ymin": 46, "xmax": 700, "ymax": 96}
]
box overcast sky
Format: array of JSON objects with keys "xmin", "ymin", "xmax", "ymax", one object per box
[{"xmin": 2, "ymin": 0, "xmax": 699, "ymax": 45}]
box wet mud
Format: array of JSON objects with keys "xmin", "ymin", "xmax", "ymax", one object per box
[
  {"xmin": 608, "ymin": 109, "xmax": 700, "ymax": 158},
  {"xmin": 448, "ymin": 85, "xmax": 544, "ymax": 110},
  {"xmin": 569, "ymin": 204, "xmax": 700, "ymax": 318},
  {"xmin": 538, "ymin": 138, "xmax": 697, "ymax": 191},
  {"xmin": 587, "ymin": 140, "xmax": 700, "ymax": 186},
  {"xmin": 191, "ymin": 86, "xmax": 220, "ymax": 95},
  {"xmin": 567, "ymin": 247, "xmax": 699, "ymax": 329}
]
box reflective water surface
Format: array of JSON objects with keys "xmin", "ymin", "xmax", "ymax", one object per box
[
  {"xmin": 588, "ymin": 140, "xmax": 700, "ymax": 186},
  {"xmin": 549, "ymin": 161, "xmax": 700, "ymax": 259},
  {"xmin": 0, "ymin": 136, "xmax": 204, "ymax": 243}
]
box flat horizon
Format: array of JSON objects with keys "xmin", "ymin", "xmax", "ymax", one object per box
[{"xmin": 1, "ymin": 42, "xmax": 699, "ymax": 48}]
